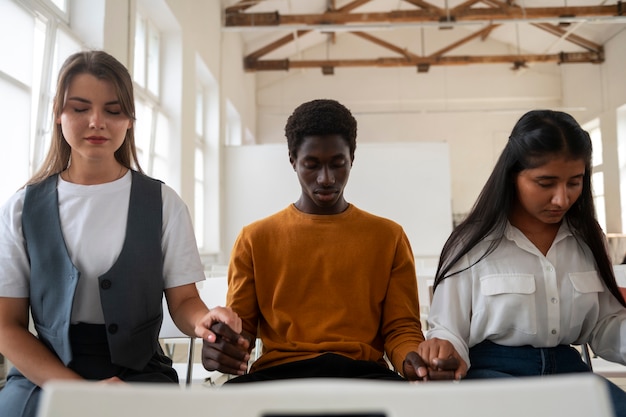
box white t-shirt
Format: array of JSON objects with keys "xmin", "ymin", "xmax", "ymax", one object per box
[
  {"xmin": 0, "ymin": 171, "xmax": 205, "ymax": 323},
  {"xmin": 426, "ymin": 221, "xmax": 626, "ymax": 368}
]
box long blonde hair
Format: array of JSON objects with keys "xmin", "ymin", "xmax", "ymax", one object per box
[{"xmin": 28, "ymin": 50, "xmax": 144, "ymax": 185}]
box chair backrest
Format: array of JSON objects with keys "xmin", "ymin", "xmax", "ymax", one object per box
[
  {"xmin": 159, "ymin": 297, "xmax": 186, "ymax": 339},
  {"xmin": 158, "ymin": 276, "xmax": 230, "ymax": 386},
  {"xmin": 37, "ymin": 374, "xmax": 613, "ymax": 417},
  {"xmin": 197, "ymin": 275, "xmax": 228, "ymax": 308}
]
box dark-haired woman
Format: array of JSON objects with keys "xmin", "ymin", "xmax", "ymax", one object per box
[{"xmin": 419, "ymin": 109, "xmax": 626, "ymax": 416}]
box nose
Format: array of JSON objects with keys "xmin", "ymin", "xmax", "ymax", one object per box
[
  {"xmin": 551, "ymin": 184, "xmax": 569, "ymax": 207},
  {"xmin": 317, "ymin": 166, "xmax": 335, "ymax": 186},
  {"xmin": 89, "ymin": 110, "xmax": 106, "ymax": 129}
]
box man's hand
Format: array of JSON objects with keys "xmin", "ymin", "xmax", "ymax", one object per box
[
  {"xmin": 201, "ymin": 322, "xmax": 252, "ymax": 375},
  {"xmin": 403, "ymin": 351, "xmax": 460, "ymax": 381}
]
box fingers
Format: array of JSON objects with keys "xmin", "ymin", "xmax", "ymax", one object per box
[
  {"xmin": 432, "ymin": 356, "xmax": 460, "ymax": 371},
  {"xmin": 402, "ymin": 351, "xmax": 429, "ymax": 381},
  {"xmin": 196, "ymin": 307, "xmax": 242, "ymax": 339},
  {"xmin": 410, "ymin": 338, "xmax": 468, "ymax": 381},
  {"xmin": 201, "ymin": 323, "xmax": 251, "ymax": 375}
]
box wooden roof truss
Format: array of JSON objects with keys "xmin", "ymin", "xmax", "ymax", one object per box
[{"xmin": 224, "ymin": 0, "xmax": 625, "ymax": 73}]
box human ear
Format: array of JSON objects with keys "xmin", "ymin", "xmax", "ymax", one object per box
[{"xmin": 289, "ymin": 152, "xmax": 296, "ymax": 170}]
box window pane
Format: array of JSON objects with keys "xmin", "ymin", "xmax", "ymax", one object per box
[
  {"xmin": 194, "ymin": 178, "xmax": 204, "ymax": 248},
  {"xmin": 134, "ymin": 99, "xmax": 152, "ymax": 168},
  {"xmin": 133, "ymin": 16, "xmax": 146, "ymax": 87},
  {"xmin": 50, "ymin": 0, "xmax": 67, "ymax": 13},
  {"xmin": 0, "ymin": 79, "xmax": 31, "ymax": 202},
  {"xmin": 147, "ymin": 23, "xmax": 160, "ymax": 96},
  {"xmin": 154, "ymin": 112, "xmax": 169, "ymax": 157},
  {"xmin": 592, "ymin": 171, "xmax": 606, "ymax": 232},
  {"xmin": 152, "ymin": 155, "xmax": 168, "ymax": 183},
  {"xmin": 595, "ymin": 195, "xmax": 606, "ymax": 233},
  {"xmin": 592, "ymin": 171, "xmax": 605, "ymax": 198},
  {"xmin": 195, "ymin": 144, "xmax": 204, "ymax": 180},
  {"xmin": 590, "ymin": 126, "xmax": 603, "ymax": 167},
  {"xmin": 195, "ymin": 88, "xmax": 203, "ymax": 136},
  {"xmin": 0, "ymin": 1, "xmax": 35, "ymax": 86}
]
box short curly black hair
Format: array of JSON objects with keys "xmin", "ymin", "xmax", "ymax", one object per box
[{"xmin": 285, "ymin": 99, "xmax": 357, "ymax": 160}]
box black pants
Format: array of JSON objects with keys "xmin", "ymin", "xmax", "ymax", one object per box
[
  {"xmin": 225, "ymin": 353, "xmax": 404, "ymax": 383},
  {"xmin": 0, "ymin": 323, "xmax": 177, "ymax": 417},
  {"xmin": 67, "ymin": 322, "xmax": 178, "ymax": 382}
]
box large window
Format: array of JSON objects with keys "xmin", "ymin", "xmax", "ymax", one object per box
[
  {"xmin": 618, "ymin": 104, "xmax": 626, "ymax": 233},
  {"xmin": 0, "ymin": 0, "xmax": 80, "ymax": 203},
  {"xmin": 588, "ymin": 121, "xmax": 606, "ymax": 231},
  {"xmin": 194, "ymin": 86, "xmax": 206, "ymax": 249},
  {"xmin": 133, "ymin": 11, "xmax": 171, "ymax": 183}
]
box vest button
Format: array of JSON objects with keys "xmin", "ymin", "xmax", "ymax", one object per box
[
  {"xmin": 101, "ymin": 280, "xmax": 112, "ymax": 289},
  {"xmin": 108, "ymin": 324, "xmax": 118, "ymax": 334}
]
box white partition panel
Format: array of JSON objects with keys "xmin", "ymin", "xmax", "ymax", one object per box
[{"xmin": 224, "ymin": 142, "xmax": 452, "ymax": 260}]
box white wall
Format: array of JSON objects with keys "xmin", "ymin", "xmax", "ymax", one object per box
[
  {"xmin": 253, "ymin": 28, "xmax": 626, "ymax": 228},
  {"xmin": 254, "ymin": 31, "xmax": 567, "ymax": 218}
]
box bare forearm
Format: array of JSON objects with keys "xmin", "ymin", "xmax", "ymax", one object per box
[
  {"xmin": 0, "ymin": 326, "xmax": 82, "ymax": 387},
  {"xmin": 172, "ymin": 296, "xmax": 210, "ymax": 336}
]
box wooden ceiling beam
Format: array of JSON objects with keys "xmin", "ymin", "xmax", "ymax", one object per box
[
  {"xmin": 225, "ymin": 0, "xmax": 268, "ymax": 14},
  {"xmin": 427, "ymin": 24, "xmax": 501, "ymax": 58},
  {"xmin": 245, "ymin": 30, "xmax": 312, "ymax": 61},
  {"xmin": 402, "ymin": 0, "xmax": 443, "ymax": 14},
  {"xmin": 531, "ymin": 22, "xmax": 603, "ymax": 52},
  {"xmin": 225, "ymin": 5, "xmax": 621, "ymax": 27},
  {"xmin": 350, "ymin": 31, "xmax": 422, "ymax": 60},
  {"xmin": 244, "ymin": 50, "xmax": 603, "ymax": 71}
]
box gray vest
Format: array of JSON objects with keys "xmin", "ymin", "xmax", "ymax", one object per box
[{"xmin": 22, "ymin": 171, "xmax": 164, "ymax": 370}]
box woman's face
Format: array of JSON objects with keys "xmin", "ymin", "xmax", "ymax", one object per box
[
  {"xmin": 56, "ymin": 73, "xmax": 132, "ymax": 165},
  {"xmin": 513, "ymin": 156, "xmax": 586, "ymax": 228}
]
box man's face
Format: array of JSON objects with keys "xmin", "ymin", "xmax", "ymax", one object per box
[{"xmin": 290, "ymin": 134, "xmax": 353, "ymax": 215}]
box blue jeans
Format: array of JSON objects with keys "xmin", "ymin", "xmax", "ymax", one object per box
[{"xmin": 467, "ymin": 340, "xmax": 626, "ymax": 417}]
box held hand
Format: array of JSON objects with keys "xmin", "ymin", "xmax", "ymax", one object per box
[
  {"xmin": 201, "ymin": 322, "xmax": 251, "ymax": 376},
  {"xmin": 414, "ymin": 337, "xmax": 468, "ymax": 381},
  {"xmin": 403, "ymin": 351, "xmax": 461, "ymax": 381},
  {"xmin": 194, "ymin": 306, "xmax": 242, "ymax": 342}
]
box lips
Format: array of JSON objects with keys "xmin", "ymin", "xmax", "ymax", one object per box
[
  {"xmin": 315, "ymin": 189, "xmax": 338, "ymax": 201},
  {"xmin": 85, "ymin": 136, "xmax": 107, "ymax": 144}
]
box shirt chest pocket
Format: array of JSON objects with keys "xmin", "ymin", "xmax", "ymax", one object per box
[
  {"xmin": 568, "ymin": 271, "xmax": 604, "ymax": 294},
  {"xmin": 478, "ymin": 274, "xmax": 537, "ymax": 335},
  {"xmin": 567, "ymin": 271, "xmax": 604, "ymax": 332}
]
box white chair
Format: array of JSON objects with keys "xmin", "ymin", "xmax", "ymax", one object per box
[
  {"xmin": 37, "ymin": 374, "xmax": 614, "ymax": 417},
  {"xmin": 159, "ymin": 298, "xmax": 196, "ymax": 387}
]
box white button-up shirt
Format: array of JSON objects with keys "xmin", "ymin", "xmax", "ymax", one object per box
[{"xmin": 426, "ymin": 221, "xmax": 626, "ymax": 368}]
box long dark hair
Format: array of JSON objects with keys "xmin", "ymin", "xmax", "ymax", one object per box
[{"xmin": 433, "ymin": 109, "xmax": 626, "ymax": 307}]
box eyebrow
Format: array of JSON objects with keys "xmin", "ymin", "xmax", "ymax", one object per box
[
  {"xmin": 66, "ymin": 96, "xmax": 120, "ymax": 106},
  {"xmin": 535, "ymin": 173, "xmax": 584, "ymax": 180}
]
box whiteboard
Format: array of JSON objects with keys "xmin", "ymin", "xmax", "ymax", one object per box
[{"xmin": 223, "ymin": 142, "xmax": 452, "ymax": 259}]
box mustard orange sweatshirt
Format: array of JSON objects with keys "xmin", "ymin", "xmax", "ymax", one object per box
[{"xmin": 227, "ymin": 204, "xmax": 424, "ymax": 375}]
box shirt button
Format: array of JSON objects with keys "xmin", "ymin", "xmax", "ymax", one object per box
[
  {"xmin": 546, "ymin": 266, "xmax": 554, "ymax": 272},
  {"xmin": 108, "ymin": 324, "xmax": 118, "ymax": 334},
  {"xmin": 551, "ymin": 329, "xmax": 557, "ymax": 335},
  {"xmin": 101, "ymin": 280, "xmax": 112, "ymax": 290},
  {"xmin": 551, "ymin": 297, "xmax": 558, "ymax": 304}
]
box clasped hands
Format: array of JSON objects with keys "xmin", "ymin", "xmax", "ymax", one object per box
[{"xmin": 201, "ymin": 320, "xmax": 467, "ymax": 381}]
